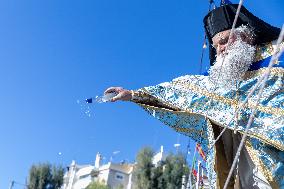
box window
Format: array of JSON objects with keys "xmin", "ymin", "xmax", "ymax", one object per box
[
  {"xmin": 115, "ymin": 173, "xmax": 124, "ymax": 180},
  {"xmin": 79, "ymin": 174, "xmax": 90, "ymax": 179}
]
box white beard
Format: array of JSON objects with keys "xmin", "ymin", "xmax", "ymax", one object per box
[{"xmin": 209, "ymin": 39, "xmax": 256, "ymax": 90}]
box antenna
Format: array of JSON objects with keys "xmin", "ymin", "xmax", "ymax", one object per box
[
  {"xmin": 8, "ymin": 181, "xmax": 27, "ymax": 189},
  {"xmin": 9, "ymin": 181, "xmax": 14, "ymax": 189}
]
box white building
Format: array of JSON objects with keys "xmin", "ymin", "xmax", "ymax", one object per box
[
  {"xmin": 62, "ymin": 153, "xmax": 134, "ymax": 189},
  {"xmin": 97, "ymin": 162, "xmax": 134, "ymax": 189},
  {"xmin": 152, "ymin": 145, "xmax": 165, "ymax": 166},
  {"xmin": 63, "ymin": 146, "xmax": 165, "ymax": 189},
  {"xmin": 63, "ymin": 160, "xmax": 94, "ymax": 189}
]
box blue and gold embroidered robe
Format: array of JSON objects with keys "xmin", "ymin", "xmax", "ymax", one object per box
[{"xmin": 132, "ymin": 41, "xmax": 284, "ymax": 188}]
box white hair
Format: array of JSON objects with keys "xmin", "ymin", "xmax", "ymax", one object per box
[{"xmin": 209, "ymin": 25, "xmax": 256, "ymax": 90}]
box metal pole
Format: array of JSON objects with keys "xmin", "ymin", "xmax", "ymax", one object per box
[
  {"xmin": 186, "ymin": 146, "xmax": 197, "ymax": 189},
  {"xmin": 201, "ymin": 167, "xmax": 204, "ymax": 188},
  {"xmin": 181, "ymin": 175, "xmax": 186, "ymax": 189},
  {"xmin": 9, "ymin": 181, "xmax": 14, "ymax": 189},
  {"xmin": 196, "ymin": 161, "xmax": 201, "ymax": 189},
  {"xmin": 186, "ymin": 171, "xmax": 193, "ymax": 189}
]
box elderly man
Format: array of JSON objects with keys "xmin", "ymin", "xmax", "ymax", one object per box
[{"xmin": 105, "ymin": 4, "xmax": 284, "ymax": 188}]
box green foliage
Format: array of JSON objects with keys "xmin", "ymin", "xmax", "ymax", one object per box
[
  {"xmin": 133, "ymin": 147, "xmax": 189, "ymax": 189},
  {"xmin": 115, "ymin": 184, "xmax": 124, "ymax": 189},
  {"xmin": 150, "ymin": 163, "xmax": 164, "ymax": 189},
  {"xmin": 162, "ymin": 153, "xmax": 189, "ymax": 189},
  {"xmin": 133, "ymin": 147, "xmax": 154, "ymax": 189},
  {"xmin": 86, "ymin": 181, "xmax": 110, "ymax": 189},
  {"xmin": 27, "ymin": 163, "xmax": 64, "ymax": 189}
]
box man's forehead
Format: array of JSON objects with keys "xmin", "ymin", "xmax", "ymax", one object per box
[{"xmin": 212, "ymin": 29, "xmax": 231, "ymax": 43}]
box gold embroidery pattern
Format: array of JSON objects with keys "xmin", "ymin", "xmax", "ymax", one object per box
[
  {"xmin": 206, "ymin": 120, "xmax": 219, "ymax": 189},
  {"xmin": 244, "ymin": 67, "xmax": 284, "ymax": 80},
  {"xmin": 254, "ymin": 41, "xmax": 284, "ymax": 62},
  {"xmin": 172, "ymin": 80, "xmax": 239, "ymax": 107},
  {"xmin": 254, "ymin": 42, "xmax": 274, "ymax": 62},
  {"xmin": 245, "ymin": 140, "xmax": 278, "ymax": 189},
  {"xmin": 135, "ymin": 90, "xmax": 284, "ymax": 151},
  {"xmin": 244, "ymin": 131, "xmax": 284, "ymax": 151},
  {"xmin": 137, "ymin": 97, "xmax": 283, "ymax": 188},
  {"xmin": 172, "ymin": 80, "xmax": 284, "ymax": 116},
  {"xmin": 138, "ymin": 88, "xmax": 181, "ymax": 111}
]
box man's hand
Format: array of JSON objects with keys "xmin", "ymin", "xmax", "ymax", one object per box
[{"xmin": 104, "ymin": 87, "xmax": 132, "ymax": 102}]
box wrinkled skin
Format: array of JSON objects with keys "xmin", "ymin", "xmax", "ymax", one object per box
[{"xmin": 104, "ymin": 87, "xmax": 132, "ymax": 102}]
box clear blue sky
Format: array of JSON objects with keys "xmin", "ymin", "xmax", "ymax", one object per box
[{"xmin": 0, "ymin": 0, "xmax": 283, "ymax": 188}]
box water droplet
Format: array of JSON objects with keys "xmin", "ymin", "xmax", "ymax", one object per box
[
  {"xmin": 77, "ymin": 92, "xmax": 118, "ymax": 117},
  {"xmin": 77, "ymin": 99, "xmax": 95, "ymax": 117}
]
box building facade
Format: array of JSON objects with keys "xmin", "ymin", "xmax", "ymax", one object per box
[
  {"xmin": 63, "ymin": 146, "xmax": 166, "ymax": 189},
  {"xmin": 62, "ymin": 153, "xmax": 134, "ymax": 189}
]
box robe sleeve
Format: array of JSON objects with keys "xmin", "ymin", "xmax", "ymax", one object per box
[
  {"xmin": 128, "ymin": 41, "xmax": 284, "ymax": 188},
  {"xmin": 130, "ymin": 66, "xmax": 284, "ymax": 152},
  {"xmin": 130, "ymin": 75, "xmax": 216, "ymax": 154}
]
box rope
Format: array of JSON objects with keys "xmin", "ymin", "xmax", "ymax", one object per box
[
  {"xmin": 212, "ymin": 53, "xmax": 281, "ymax": 145},
  {"xmin": 199, "ymin": 34, "xmax": 207, "ymax": 74},
  {"xmin": 204, "ymin": 0, "xmax": 245, "ymax": 148},
  {"xmin": 211, "ymin": 0, "xmax": 244, "ymax": 82},
  {"xmin": 223, "ymin": 24, "xmax": 284, "ymax": 189},
  {"xmin": 194, "ymin": 1, "xmax": 283, "ymax": 188},
  {"xmin": 198, "ymin": 0, "xmax": 215, "ymax": 74},
  {"xmin": 186, "ymin": 144, "xmax": 197, "ymax": 189}
]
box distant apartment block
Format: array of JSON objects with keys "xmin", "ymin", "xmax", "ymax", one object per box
[
  {"xmin": 62, "ymin": 153, "xmax": 134, "ymax": 189},
  {"xmin": 62, "ymin": 146, "xmax": 171, "ymax": 189}
]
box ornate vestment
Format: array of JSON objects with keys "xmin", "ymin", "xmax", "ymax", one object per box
[{"xmin": 132, "ymin": 41, "xmax": 284, "ymax": 188}]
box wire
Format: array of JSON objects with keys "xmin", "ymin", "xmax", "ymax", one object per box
[
  {"xmin": 223, "ymin": 24, "xmax": 284, "ymax": 189},
  {"xmin": 196, "ymin": 0, "xmax": 245, "ymax": 150},
  {"xmin": 208, "ymin": 0, "xmax": 245, "ymax": 146},
  {"xmin": 199, "ymin": 33, "xmax": 207, "ymax": 74},
  {"xmin": 193, "ymin": 1, "xmax": 283, "ymax": 188},
  {"xmin": 198, "ymin": 0, "xmax": 215, "ymax": 74},
  {"xmin": 10, "ymin": 180, "xmax": 28, "ymax": 188}
]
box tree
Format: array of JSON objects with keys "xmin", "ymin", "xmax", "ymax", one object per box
[
  {"xmin": 86, "ymin": 182, "xmax": 110, "ymax": 189},
  {"xmin": 27, "ymin": 163, "xmax": 64, "ymax": 189},
  {"xmin": 133, "ymin": 147, "xmax": 189, "ymax": 189},
  {"xmin": 50, "ymin": 164, "xmax": 64, "ymax": 189},
  {"xmin": 161, "ymin": 153, "xmax": 189, "ymax": 189},
  {"xmin": 150, "ymin": 162, "xmax": 164, "ymax": 189},
  {"xmin": 132, "ymin": 147, "xmax": 154, "ymax": 189},
  {"xmin": 115, "ymin": 184, "xmax": 124, "ymax": 189}
]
